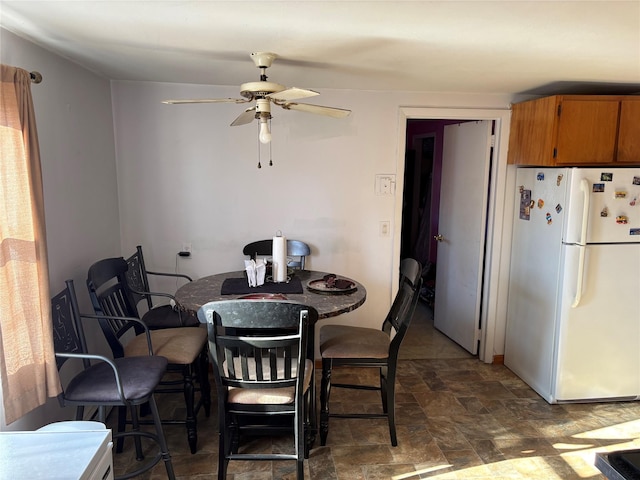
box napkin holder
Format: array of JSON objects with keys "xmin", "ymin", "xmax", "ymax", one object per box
[{"xmin": 244, "ymin": 258, "xmax": 266, "ymax": 287}]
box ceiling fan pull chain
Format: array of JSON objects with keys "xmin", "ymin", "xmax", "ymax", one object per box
[
  {"xmin": 269, "ymin": 119, "xmax": 273, "ymax": 166},
  {"xmin": 257, "ymin": 123, "xmax": 262, "ymax": 168}
]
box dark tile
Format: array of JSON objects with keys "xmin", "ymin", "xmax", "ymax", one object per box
[
  {"xmin": 468, "ymin": 438, "xmax": 506, "ymax": 464},
  {"xmin": 362, "ymin": 463, "xmax": 417, "ymax": 479},
  {"xmin": 425, "ymin": 417, "xmax": 473, "ymax": 451},
  {"xmin": 416, "ymin": 391, "xmax": 469, "ymax": 417},
  {"xmin": 456, "ymin": 396, "xmax": 490, "ymax": 415}
]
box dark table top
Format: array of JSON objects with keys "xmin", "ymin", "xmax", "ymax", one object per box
[{"xmin": 175, "ymin": 269, "xmax": 367, "ymax": 320}]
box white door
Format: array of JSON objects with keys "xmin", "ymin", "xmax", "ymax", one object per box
[{"xmin": 433, "ymin": 121, "xmax": 493, "ymax": 354}]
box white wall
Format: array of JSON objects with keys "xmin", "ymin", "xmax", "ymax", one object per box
[
  {"xmin": 1, "ymin": 29, "xmax": 120, "ymax": 430},
  {"xmin": 111, "ymin": 81, "xmax": 514, "ymax": 356}
]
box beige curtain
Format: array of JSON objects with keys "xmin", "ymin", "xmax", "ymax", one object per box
[{"xmin": 0, "ymin": 65, "xmax": 61, "ymax": 424}]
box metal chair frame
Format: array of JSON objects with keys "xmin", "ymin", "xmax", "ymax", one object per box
[{"xmin": 52, "ymin": 279, "xmax": 175, "ymax": 480}]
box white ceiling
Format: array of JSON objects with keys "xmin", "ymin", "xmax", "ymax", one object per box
[{"xmin": 1, "ymin": 1, "xmax": 639, "ymax": 96}]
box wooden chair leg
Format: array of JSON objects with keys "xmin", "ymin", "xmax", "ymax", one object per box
[
  {"xmin": 304, "ymin": 391, "xmax": 312, "ymax": 458},
  {"xmin": 380, "ymin": 366, "xmax": 389, "ymax": 414},
  {"xmin": 320, "ymin": 358, "xmax": 332, "ymax": 446},
  {"xmin": 198, "ymin": 349, "xmax": 211, "ymax": 417},
  {"xmin": 183, "ymin": 365, "xmax": 198, "ymax": 454},
  {"xmin": 297, "ymin": 389, "xmax": 306, "ymax": 478},
  {"xmin": 383, "ymin": 366, "xmax": 398, "ymax": 447},
  {"xmin": 296, "ymin": 458, "xmax": 304, "ymax": 480},
  {"xmin": 218, "ymin": 416, "xmax": 230, "ymax": 480}
]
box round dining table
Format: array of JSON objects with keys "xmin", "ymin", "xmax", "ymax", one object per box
[
  {"xmin": 175, "ymin": 269, "xmax": 366, "ymax": 448},
  {"xmin": 174, "ymin": 269, "xmax": 367, "ymax": 320}
]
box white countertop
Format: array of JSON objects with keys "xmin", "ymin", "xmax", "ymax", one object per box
[{"xmin": 0, "ymin": 430, "xmax": 112, "ymax": 479}]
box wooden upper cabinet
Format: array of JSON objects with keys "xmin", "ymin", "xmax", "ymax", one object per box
[
  {"xmin": 554, "ymin": 99, "xmax": 618, "ymax": 164},
  {"xmin": 508, "ymin": 95, "xmax": 640, "ymax": 166},
  {"xmin": 507, "ymin": 96, "xmax": 557, "ymax": 167},
  {"xmin": 617, "ymin": 100, "xmax": 640, "ymax": 163}
]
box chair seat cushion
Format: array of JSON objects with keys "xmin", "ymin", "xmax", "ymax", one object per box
[
  {"xmin": 320, "ymin": 324, "xmax": 390, "ymax": 359},
  {"xmin": 227, "ymin": 359, "xmax": 314, "ymax": 405},
  {"xmin": 141, "ymin": 305, "xmax": 199, "ymax": 329},
  {"xmin": 124, "ymin": 326, "xmax": 207, "ymax": 365},
  {"xmin": 65, "ymin": 356, "xmax": 168, "ymax": 403}
]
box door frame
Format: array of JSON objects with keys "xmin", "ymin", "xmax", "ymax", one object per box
[{"xmin": 394, "ymin": 107, "xmax": 512, "ymax": 363}]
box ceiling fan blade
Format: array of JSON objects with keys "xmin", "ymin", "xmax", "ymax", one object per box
[
  {"xmin": 162, "ymin": 98, "xmax": 249, "ymax": 105},
  {"xmin": 281, "ymin": 102, "xmax": 351, "ymax": 118},
  {"xmin": 231, "ymin": 107, "xmax": 257, "ymax": 126},
  {"xmin": 267, "ymin": 87, "xmax": 319, "ymax": 102}
]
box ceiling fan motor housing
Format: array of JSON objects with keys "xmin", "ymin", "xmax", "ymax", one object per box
[{"xmin": 240, "ymin": 81, "xmax": 286, "ymax": 99}]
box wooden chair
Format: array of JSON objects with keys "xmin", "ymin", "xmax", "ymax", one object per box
[
  {"xmin": 319, "ymin": 258, "xmax": 422, "ymax": 446},
  {"xmin": 51, "ymin": 280, "xmax": 175, "ymax": 480},
  {"xmin": 86, "ymin": 257, "xmax": 211, "ymax": 454},
  {"xmin": 197, "ymin": 299, "xmax": 317, "ymax": 480},
  {"xmin": 125, "ymin": 245, "xmax": 198, "ymax": 328},
  {"xmin": 243, "ymin": 239, "xmax": 311, "ymax": 270}
]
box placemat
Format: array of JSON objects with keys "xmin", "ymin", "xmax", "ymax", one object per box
[{"xmin": 221, "ymin": 277, "xmax": 304, "ymax": 295}]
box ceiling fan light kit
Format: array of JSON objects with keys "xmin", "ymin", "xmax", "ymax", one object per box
[{"xmin": 163, "ymin": 52, "xmax": 351, "ymax": 155}]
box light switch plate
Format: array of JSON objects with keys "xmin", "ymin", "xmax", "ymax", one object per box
[{"xmin": 375, "ymin": 174, "xmax": 396, "ymax": 195}]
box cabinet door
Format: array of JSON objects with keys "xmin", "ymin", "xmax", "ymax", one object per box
[
  {"xmin": 617, "ymin": 100, "xmax": 640, "ymax": 163},
  {"xmin": 555, "ymin": 99, "xmax": 619, "ymax": 164},
  {"xmin": 507, "ymin": 96, "xmax": 557, "ymax": 166}
]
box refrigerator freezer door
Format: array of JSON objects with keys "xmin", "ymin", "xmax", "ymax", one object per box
[
  {"xmin": 554, "ymin": 243, "xmax": 640, "ymax": 401},
  {"xmin": 565, "ymin": 168, "xmax": 640, "ymax": 244}
]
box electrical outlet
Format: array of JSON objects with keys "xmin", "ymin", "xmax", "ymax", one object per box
[
  {"xmin": 380, "ymin": 221, "xmax": 390, "ymax": 237},
  {"xmin": 179, "ymin": 242, "xmax": 192, "ymax": 257}
]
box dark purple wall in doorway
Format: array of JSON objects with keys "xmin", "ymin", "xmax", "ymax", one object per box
[{"xmin": 405, "ymin": 119, "xmax": 467, "ymax": 264}]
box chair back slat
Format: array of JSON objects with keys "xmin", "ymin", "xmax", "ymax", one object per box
[
  {"xmin": 215, "ymin": 329, "xmax": 303, "ymax": 388},
  {"xmin": 125, "ymin": 246, "xmax": 152, "ymax": 309},
  {"xmin": 87, "ymin": 257, "xmax": 142, "ymax": 357},
  {"xmin": 51, "ymin": 280, "xmax": 88, "ymax": 370}
]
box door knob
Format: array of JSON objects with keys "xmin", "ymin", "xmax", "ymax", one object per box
[{"xmin": 434, "ymin": 234, "xmax": 444, "ymax": 242}]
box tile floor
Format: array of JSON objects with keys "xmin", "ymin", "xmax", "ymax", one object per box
[{"xmin": 112, "ymin": 301, "xmax": 640, "ymax": 479}]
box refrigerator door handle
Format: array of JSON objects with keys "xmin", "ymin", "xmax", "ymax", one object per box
[
  {"xmin": 571, "ymin": 179, "xmax": 590, "ymax": 308},
  {"xmin": 572, "ymin": 245, "xmax": 586, "ymax": 308},
  {"xmin": 577, "ymin": 178, "xmax": 590, "ymax": 247}
]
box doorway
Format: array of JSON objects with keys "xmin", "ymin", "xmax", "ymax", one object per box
[
  {"xmin": 393, "ymin": 107, "xmax": 512, "ymax": 364},
  {"xmin": 402, "ymin": 120, "xmax": 491, "ymax": 355}
]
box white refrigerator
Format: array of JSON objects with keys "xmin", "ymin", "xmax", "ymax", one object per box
[{"xmin": 505, "ymin": 167, "xmax": 640, "ymax": 404}]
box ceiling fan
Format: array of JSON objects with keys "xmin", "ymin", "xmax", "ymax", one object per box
[{"xmin": 163, "ymin": 52, "xmax": 351, "ymax": 144}]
